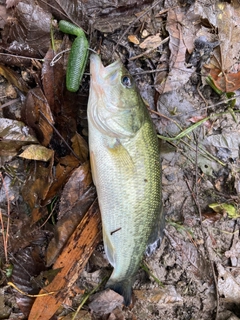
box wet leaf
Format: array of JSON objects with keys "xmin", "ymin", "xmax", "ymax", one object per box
[
  {"xmin": 71, "ymin": 133, "xmax": 88, "ymax": 164},
  {"xmin": 209, "ymin": 203, "xmax": 239, "ymax": 219},
  {"xmin": 29, "ymin": 199, "xmax": 101, "ymax": 320},
  {"xmin": 2, "ymin": 0, "xmax": 51, "ymax": 57},
  {"xmin": 0, "ymin": 64, "xmax": 29, "ymax": 93},
  {"xmin": 0, "ymin": 118, "xmax": 38, "ymax": 164},
  {"xmin": 42, "ymin": 42, "xmax": 82, "ymax": 151},
  {"xmin": 42, "ymin": 46, "xmax": 67, "ymax": 112},
  {"xmin": 46, "ymin": 161, "xmax": 96, "ymax": 266},
  {"xmin": 21, "ymin": 87, "xmax": 54, "ymax": 146},
  {"xmin": 10, "ymin": 232, "xmax": 49, "ymax": 317},
  {"xmin": 21, "ymin": 155, "xmax": 54, "ymax": 213},
  {"xmin": 43, "ymin": 154, "xmax": 80, "ymax": 203},
  {"xmin": 19, "ymin": 145, "xmax": 54, "ymax": 161}
]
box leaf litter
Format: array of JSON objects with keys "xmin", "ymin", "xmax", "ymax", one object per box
[{"xmin": 0, "ymin": 0, "xmax": 240, "ymax": 319}]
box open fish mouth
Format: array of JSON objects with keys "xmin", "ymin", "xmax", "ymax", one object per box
[{"xmin": 90, "ymin": 54, "xmax": 122, "ymax": 84}]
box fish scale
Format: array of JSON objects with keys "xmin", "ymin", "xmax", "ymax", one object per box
[{"xmin": 87, "ymin": 54, "xmax": 163, "ymax": 305}]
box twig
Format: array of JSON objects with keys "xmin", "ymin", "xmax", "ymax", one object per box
[
  {"xmin": 0, "ymin": 98, "xmax": 20, "ymax": 109},
  {"xmin": 157, "ymin": 116, "xmax": 210, "ymax": 141},
  {"xmin": 72, "ymin": 277, "xmax": 108, "ymax": 320},
  {"xmin": 0, "ymin": 173, "xmax": 10, "ymax": 263},
  {"xmin": 7, "ymin": 281, "xmax": 56, "ymax": 297},
  {"xmin": 192, "ymin": 135, "xmax": 220, "ymax": 319},
  {"xmin": 0, "ymin": 52, "xmax": 44, "ymax": 62}
]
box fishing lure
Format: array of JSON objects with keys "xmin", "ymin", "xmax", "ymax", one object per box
[{"xmin": 59, "ymin": 20, "xmax": 89, "ymax": 92}]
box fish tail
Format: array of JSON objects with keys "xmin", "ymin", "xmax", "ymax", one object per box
[{"xmin": 106, "ymin": 278, "xmax": 132, "ymax": 306}]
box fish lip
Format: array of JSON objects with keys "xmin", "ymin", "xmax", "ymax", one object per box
[{"xmin": 90, "ymin": 54, "xmax": 122, "ymax": 82}]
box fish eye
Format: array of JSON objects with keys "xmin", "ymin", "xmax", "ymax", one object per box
[{"xmin": 121, "ymin": 75, "xmax": 132, "ymax": 88}]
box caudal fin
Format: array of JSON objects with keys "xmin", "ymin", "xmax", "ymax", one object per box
[{"xmin": 106, "ymin": 278, "xmax": 132, "ymax": 306}]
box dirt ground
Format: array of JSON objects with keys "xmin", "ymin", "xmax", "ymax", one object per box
[{"xmin": 0, "ymin": 0, "xmax": 240, "ymax": 319}]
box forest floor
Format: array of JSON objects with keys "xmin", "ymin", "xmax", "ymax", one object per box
[{"xmin": 0, "ymin": 0, "xmax": 240, "ymax": 319}]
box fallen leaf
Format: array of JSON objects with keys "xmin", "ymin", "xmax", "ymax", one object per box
[
  {"xmin": 21, "ymin": 87, "xmax": 54, "ymax": 146},
  {"xmin": 139, "ymin": 33, "xmax": 162, "ymax": 49},
  {"xmin": 155, "ymin": 8, "xmax": 194, "ymax": 94},
  {"xmin": 71, "ymin": 133, "xmax": 88, "ymax": 164},
  {"xmin": 43, "ymin": 154, "xmax": 80, "ymax": 204},
  {"xmin": 21, "ymin": 156, "xmax": 54, "ymax": 212},
  {"xmin": 217, "ymin": 263, "xmax": 240, "ymax": 304},
  {"xmin": 209, "ymin": 68, "xmax": 240, "ymax": 93},
  {"xmin": 203, "ymin": 3, "xmax": 240, "ymax": 92},
  {"xmin": 46, "ymin": 161, "xmax": 96, "ymax": 266},
  {"xmin": 0, "ymin": 118, "xmax": 38, "ymax": 165},
  {"xmin": 134, "ymin": 286, "xmax": 183, "ymax": 306},
  {"xmin": 10, "ymin": 232, "xmax": 49, "ymax": 317},
  {"xmin": 0, "ymin": 64, "xmax": 29, "ymax": 93},
  {"xmin": 128, "ymin": 34, "xmax": 140, "ymax": 45},
  {"xmin": 88, "ymin": 289, "xmax": 124, "ymax": 316},
  {"xmin": 19, "ymin": 145, "xmax": 54, "ymax": 161},
  {"xmin": 2, "ymin": 0, "xmax": 51, "ymax": 57},
  {"xmin": 209, "ymin": 203, "xmax": 239, "ymax": 219}
]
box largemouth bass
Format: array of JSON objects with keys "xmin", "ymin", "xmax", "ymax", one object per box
[{"xmin": 87, "ymin": 54, "xmax": 163, "ymax": 306}]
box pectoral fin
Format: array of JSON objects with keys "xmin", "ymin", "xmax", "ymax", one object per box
[
  {"xmin": 90, "ymin": 151, "xmax": 97, "ymax": 186},
  {"xmin": 107, "ymin": 139, "xmax": 135, "ymax": 170},
  {"xmin": 102, "ymin": 224, "xmax": 116, "ymax": 267}
]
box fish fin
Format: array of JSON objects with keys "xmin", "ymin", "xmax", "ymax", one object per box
[
  {"xmin": 146, "ymin": 204, "xmax": 165, "ymax": 256},
  {"xmin": 90, "ymin": 151, "xmax": 97, "ymax": 186},
  {"xmin": 107, "ymin": 139, "xmax": 134, "ymax": 169},
  {"xmin": 106, "ymin": 278, "xmax": 132, "ymax": 306},
  {"xmin": 102, "ymin": 224, "xmax": 116, "ymax": 267}
]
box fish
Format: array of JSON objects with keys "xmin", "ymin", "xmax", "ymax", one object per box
[{"xmin": 87, "ymin": 54, "xmax": 163, "ymax": 306}]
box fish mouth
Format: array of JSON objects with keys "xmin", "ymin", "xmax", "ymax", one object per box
[{"xmin": 90, "ymin": 54, "xmax": 122, "ymax": 84}]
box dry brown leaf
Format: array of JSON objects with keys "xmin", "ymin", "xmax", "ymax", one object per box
[
  {"xmin": 139, "ymin": 33, "xmax": 162, "ymax": 49},
  {"xmin": 88, "ymin": 289, "xmax": 124, "ymax": 316},
  {"xmin": 19, "ymin": 145, "xmax": 54, "ymax": 161},
  {"xmin": 28, "ymin": 199, "xmax": 102, "ymax": 320},
  {"xmin": 203, "ymin": 3, "xmax": 240, "ymax": 92},
  {"xmin": 134, "ymin": 286, "xmax": 183, "ymax": 306},
  {"xmin": 155, "ymin": 8, "xmax": 193, "ymax": 94},
  {"xmin": 128, "ymin": 34, "xmax": 140, "ymax": 45},
  {"xmin": 217, "ymin": 263, "xmax": 240, "ymax": 304},
  {"xmin": 209, "ymin": 67, "xmax": 240, "ymax": 92}
]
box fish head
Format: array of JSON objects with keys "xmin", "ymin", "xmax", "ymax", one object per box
[{"xmin": 88, "ymin": 54, "xmax": 146, "ymax": 139}]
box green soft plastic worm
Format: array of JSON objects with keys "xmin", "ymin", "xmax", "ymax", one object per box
[{"xmin": 59, "ymin": 20, "xmax": 89, "ymax": 92}]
